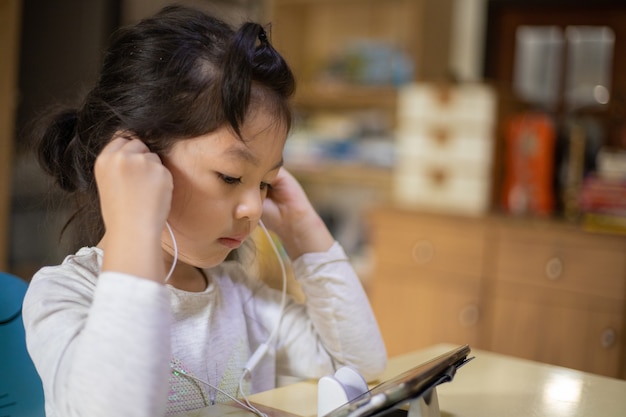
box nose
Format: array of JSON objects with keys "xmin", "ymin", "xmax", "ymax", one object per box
[{"xmin": 235, "ymin": 188, "xmax": 264, "ymax": 222}]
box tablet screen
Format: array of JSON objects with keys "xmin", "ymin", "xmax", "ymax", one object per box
[{"xmin": 324, "ymin": 345, "xmax": 472, "ymax": 417}]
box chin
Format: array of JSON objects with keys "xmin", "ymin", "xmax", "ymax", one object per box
[{"xmin": 176, "ymin": 248, "xmax": 232, "ymax": 269}]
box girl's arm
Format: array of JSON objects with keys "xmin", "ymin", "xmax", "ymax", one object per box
[
  {"xmin": 23, "ymin": 268, "xmax": 172, "ymax": 417},
  {"xmin": 23, "ymin": 136, "xmax": 175, "ymax": 417},
  {"xmin": 95, "ymin": 136, "xmax": 173, "ymax": 282},
  {"xmin": 276, "ymin": 243, "xmax": 388, "ymax": 382},
  {"xmin": 261, "ymin": 169, "xmax": 387, "ymax": 381}
]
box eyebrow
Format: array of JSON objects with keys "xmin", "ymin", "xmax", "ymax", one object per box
[{"xmin": 226, "ymin": 145, "xmax": 283, "ymax": 170}]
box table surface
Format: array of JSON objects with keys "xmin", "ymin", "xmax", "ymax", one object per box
[{"xmin": 249, "ymin": 343, "xmax": 626, "ymax": 417}]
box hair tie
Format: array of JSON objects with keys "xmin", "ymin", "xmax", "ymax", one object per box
[{"xmin": 258, "ymin": 27, "xmax": 268, "ymax": 44}]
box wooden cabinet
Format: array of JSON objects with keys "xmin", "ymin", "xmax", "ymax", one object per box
[
  {"xmin": 368, "ymin": 209, "xmax": 489, "ymax": 356},
  {"xmin": 268, "ymin": 0, "xmax": 460, "ymax": 264},
  {"xmin": 368, "ymin": 206, "xmax": 626, "ymax": 379},
  {"xmin": 270, "ymin": 0, "xmax": 453, "ymax": 122},
  {"xmin": 270, "ymin": 0, "xmax": 453, "ymax": 82},
  {"xmin": 486, "ymin": 222, "xmax": 625, "ymax": 377}
]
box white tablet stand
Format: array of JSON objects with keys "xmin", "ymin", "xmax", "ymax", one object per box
[
  {"xmin": 317, "ymin": 367, "xmax": 441, "ymax": 417},
  {"xmin": 406, "ymin": 387, "xmax": 440, "ymax": 417}
]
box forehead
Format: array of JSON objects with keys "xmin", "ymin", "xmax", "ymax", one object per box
[
  {"xmin": 216, "ymin": 111, "xmax": 287, "ymax": 165},
  {"xmin": 168, "ymin": 107, "xmax": 288, "ymax": 168}
]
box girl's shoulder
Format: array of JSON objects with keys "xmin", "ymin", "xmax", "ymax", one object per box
[{"xmin": 30, "ymin": 246, "xmax": 102, "ymax": 291}]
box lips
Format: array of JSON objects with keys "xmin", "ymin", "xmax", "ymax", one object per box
[{"xmin": 218, "ymin": 234, "xmax": 247, "ymax": 249}]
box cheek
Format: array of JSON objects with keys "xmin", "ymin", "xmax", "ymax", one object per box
[
  {"xmin": 169, "ymin": 174, "xmax": 236, "ymax": 234},
  {"xmin": 163, "ymin": 148, "xmax": 210, "ymax": 213},
  {"xmin": 170, "ymin": 178, "xmax": 217, "ymax": 220},
  {"xmin": 164, "ymin": 160, "xmax": 206, "ymax": 216},
  {"xmin": 167, "ymin": 169, "xmax": 195, "ymax": 219}
]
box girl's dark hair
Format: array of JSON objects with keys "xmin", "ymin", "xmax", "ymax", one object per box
[{"xmin": 34, "ymin": 5, "xmax": 295, "ymax": 246}]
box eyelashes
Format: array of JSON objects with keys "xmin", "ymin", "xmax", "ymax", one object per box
[
  {"xmin": 218, "ymin": 173, "xmax": 242, "ymax": 185},
  {"xmin": 218, "ymin": 173, "xmax": 272, "ymax": 191}
]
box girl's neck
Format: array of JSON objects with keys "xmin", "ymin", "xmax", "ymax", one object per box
[
  {"xmin": 164, "ymin": 259, "xmax": 209, "ymax": 292},
  {"xmin": 97, "ymin": 234, "xmax": 208, "ymax": 291}
]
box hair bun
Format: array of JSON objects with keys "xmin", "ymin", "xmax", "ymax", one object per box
[{"xmin": 36, "ymin": 109, "xmax": 83, "ymax": 192}]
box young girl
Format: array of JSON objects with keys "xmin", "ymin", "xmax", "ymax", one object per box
[{"xmin": 22, "ymin": 5, "xmax": 386, "ymax": 417}]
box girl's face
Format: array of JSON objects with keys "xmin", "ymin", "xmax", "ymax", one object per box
[{"xmin": 161, "ymin": 109, "xmax": 286, "ymax": 268}]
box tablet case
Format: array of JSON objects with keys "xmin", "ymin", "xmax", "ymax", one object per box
[{"xmin": 322, "ymin": 344, "xmax": 472, "ymax": 417}]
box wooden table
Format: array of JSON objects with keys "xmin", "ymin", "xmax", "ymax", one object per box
[{"xmin": 249, "ymin": 343, "xmax": 626, "ymax": 417}]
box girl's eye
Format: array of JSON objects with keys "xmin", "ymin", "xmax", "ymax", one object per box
[
  {"xmin": 260, "ymin": 182, "xmax": 273, "ymax": 191},
  {"xmin": 218, "ymin": 173, "xmax": 242, "ymax": 185}
]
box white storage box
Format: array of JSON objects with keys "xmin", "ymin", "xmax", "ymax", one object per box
[
  {"xmin": 393, "ymin": 83, "xmax": 497, "ymax": 215},
  {"xmin": 398, "ymin": 83, "xmax": 496, "ymax": 126}
]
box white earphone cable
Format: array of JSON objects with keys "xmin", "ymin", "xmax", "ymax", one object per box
[
  {"xmin": 163, "ymin": 219, "xmax": 287, "ymax": 417},
  {"xmin": 255, "ymin": 219, "xmax": 288, "ymax": 351},
  {"xmin": 164, "ymin": 221, "xmax": 178, "ymax": 282},
  {"xmin": 170, "ymin": 365, "xmax": 268, "ymax": 417},
  {"xmin": 238, "ymin": 219, "xmax": 288, "ymax": 413}
]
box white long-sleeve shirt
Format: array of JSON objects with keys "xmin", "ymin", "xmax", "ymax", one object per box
[{"xmin": 22, "ymin": 242, "xmax": 387, "ymax": 417}]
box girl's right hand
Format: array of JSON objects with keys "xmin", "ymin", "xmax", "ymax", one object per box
[{"xmin": 95, "ymin": 135, "xmax": 174, "ymax": 281}]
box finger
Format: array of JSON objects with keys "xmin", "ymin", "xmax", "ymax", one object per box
[
  {"xmin": 100, "ymin": 136, "xmax": 131, "ymax": 154},
  {"xmin": 268, "ymin": 168, "xmax": 287, "ymax": 189},
  {"xmin": 120, "ymin": 138, "xmax": 152, "ymax": 153},
  {"xmin": 125, "ymin": 141, "xmax": 164, "ymax": 165},
  {"xmin": 275, "ymin": 167, "xmax": 289, "ymax": 180},
  {"xmin": 102, "ymin": 137, "xmax": 157, "ymax": 161}
]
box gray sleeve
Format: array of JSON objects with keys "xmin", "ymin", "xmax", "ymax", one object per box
[
  {"xmin": 275, "ymin": 242, "xmax": 387, "ymax": 382},
  {"xmin": 23, "ymin": 270, "xmax": 172, "ymax": 417}
]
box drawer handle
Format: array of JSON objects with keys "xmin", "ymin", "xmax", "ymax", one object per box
[
  {"xmin": 601, "ymin": 328, "xmax": 616, "ymax": 349},
  {"xmin": 545, "ymin": 257, "xmax": 563, "ymax": 281},
  {"xmin": 412, "ymin": 240, "xmax": 435, "ymax": 264},
  {"xmin": 427, "ymin": 168, "xmax": 447, "ymax": 186},
  {"xmin": 459, "ymin": 304, "xmax": 479, "ymax": 327},
  {"xmin": 432, "ymin": 127, "xmax": 449, "ymax": 145}
]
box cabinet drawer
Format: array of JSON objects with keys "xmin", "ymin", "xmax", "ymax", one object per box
[
  {"xmin": 396, "ymin": 124, "xmax": 494, "ymax": 165},
  {"xmin": 393, "ymin": 168, "xmax": 491, "ymax": 216},
  {"xmin": 494, "ymin": 225, "xmax": 626, "ymax": 300},
  {"xmin": 398, "ymin": 83, "xmax": 496, "ymax": 126},
  {"xmin": 489, "ymin": 282, "xmax": 624, "ymax": 378},
  {"xmin": 373, "ymin": 263, "xmax": 483, "ymax": 293},
  {"xmin": 395, "ymin": 154, "xmax": 491, "ymax": 181},
  {"xmin": 370, "ymin": 264, "xmax": 483, "ymax": 356},
  {"xmin": 370, "ymin": 210, "xmax": 487, "ymax": 278}
]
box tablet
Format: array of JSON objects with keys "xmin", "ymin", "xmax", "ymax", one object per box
[{"xmin": 324, "ymin": 344, "xmax": 473, "ymax": 417}]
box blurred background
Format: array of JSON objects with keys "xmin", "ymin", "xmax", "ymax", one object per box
[{"xmin": 1, "ymin": 0, "xmax": 625, "ymax": 379}]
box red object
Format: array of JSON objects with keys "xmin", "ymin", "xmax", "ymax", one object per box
[
  {"xmin": 502, "ymin": 112, "xmax": 556, "ymax": 215},
  {"xmin": 580, "ymin": 174, "xmax": 626, "ymax": 214}
]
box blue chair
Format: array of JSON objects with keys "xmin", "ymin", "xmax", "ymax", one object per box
[{"xmin": 0, "ymin": 272, "xmax": 45, "ymax": 417}]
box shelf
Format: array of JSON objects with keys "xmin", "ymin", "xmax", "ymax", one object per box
[
  {"xmin": 271, "ymin": 0, "xmax": 453, "ymax": 86},
  {"xmin": 293, "ymin": 83, "xmax": 398, "ymax": 110},
  {"xmin": 288, "ymin": 161, "xmax": 392, "ymax": 189}
]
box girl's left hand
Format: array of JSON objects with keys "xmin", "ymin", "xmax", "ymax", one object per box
[{"xmin": 262, "ymin": 168, "xmax": 334, "ymax": 259}]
